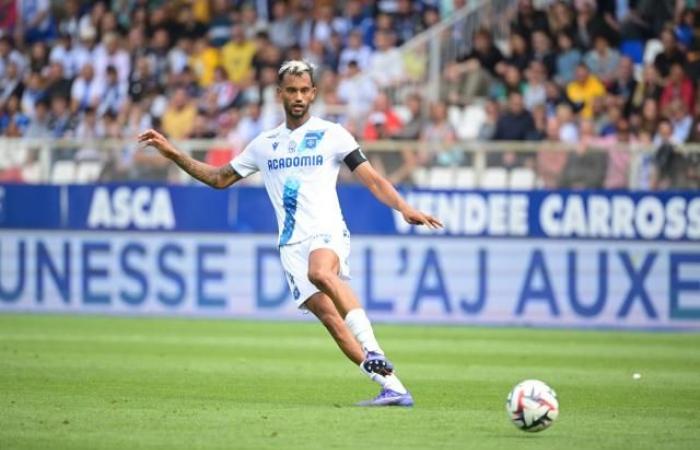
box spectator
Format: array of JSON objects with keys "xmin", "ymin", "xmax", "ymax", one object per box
[
  {"xmin": 366, "ymin": 30, "xmax": 404, "ymax": 88},
  {"xmin": 206, "ymin": 66, "xmax": 239, "ymax": 111},
  {"xmin": 583, "ymin": 35, "xmax": 621, "ymax": 86},
  {"xmin": 74, "ymin": 107, "xmax": 105, "ymax": 161},
  {"xmin": 338, "ymin": 29, "xmax": 373, "ymax": 74},
  {"xmin": 337, "ymin": 60, "xmax": 377, "ymax": 120},
  {"xmin": 607, "ymin": 56, "xmax": 637, "ymax": 115},
  {"xmin": 523, "ymin": 60, "xmax": 547, "ymax": 110},
  {"xmin": 20, "ymin": 71, "xmax": 45, "ymax": 119},
  {"xmin": 503, "ymin": 31, "xmax": 532, "ymax": 73},
  {"xmin": 554, "ymin": 32, "xmax": 581, "ymax": 85},
  {"xmin": 128, "ymin": 56, "xmax": 158, "ymax": 104},
  {"xmin": 548, "ymin": 1, "xmax": 576, "ymax": 37},
  {"xmin": 207, "ymin": 0, "xmax": 233, "ymax": 48},
  {"xmin": 47, "ymin": 96, "xmax": 75, "ymax": 155},
  {"xmin": 362, "ymin": 92, "xmax": 402, "ymax": 140},
  {"xmin": 659, "ymin": 62, "xmax": 695, "ymax": 114},
  {"xmin": 0, "ymin": 61, "xmax": 23, "ymax": 108},
  {"xmin": 161, "ymin": 87, "xmax": 197, "ymax": 139},
  {"xmin": 489, "ymin": 64, "xmax": 524, "ymax": 102},
  {"xmin": 147, "ymin": 28, "xmax": 172, "ymax": 85},
  {"xmin": 0, "ymin": 36, "xmax": 27, "ymax": 79},
  {"xmin": 189, "ymin": 37, "xmax": 220, "ymax": 87},
  {"xmin": 0, "ymin": 95, "xmax": 30, "ymax": 136},
  {"xmin": 667, "ymin": 100, "xmax": 693, "ymax": 144},
  {"xmin": 531, "ymin": 29, "xmax": 556, "ymax": 77},
  {"xmin": 654, "ymin": 27, "xmax": 686, "ymax": 79},
  {"xmin": 221, "ymin": 24, "xmax": 257, "ymax": 86},
  {"xmin": 70, "ymin": 24, "xmax": 98, "ymax": 80},
  {"xmin": 24, "ymin": 99, "xmax": 51, "ymax": 138},
  {"xmin": 559, "ymin": 119, "xmax": 608, "ymax": 189},
  {"xmin": 236, "ymin": 102, "xmax": 265, "ymax": 146},
  {"xmin": 394, "ymin": 0, "xmax": 421, "ymax": 45},
  {"xmin": 93, "ymin": 32, "xmax": 130, "ymax": 88},
  {"xmin": 651, "ymin": 118, "xmax": 688, "ymax": 189},
  {"xmin": 511, "ymin": 0, "xmax": 550, "ymax": 41},
  {"xmin": 555, "ymin": 103, "xmax": 578, "ymax": 143},
  {"xmin": 19, "ymin": 0, "xmax": 55, "ymax": 44},
  {"xmin": 70, "ymin": 63, "xmax": 103, "ymax": 114},
  {"xmin": 638, "ymin": 97, "xmax": 660, "ymax": 135},
  {"xmin": 44, "ymin": 62, "xmax": 71, "ymax": 102},
  {"xmin": 604, "ymin": 119, "xmax": 635, "ymax": 189},
  {"xmin": 268, "ymin": 1, "xmax": 298, "ymax": 50},
  {"xmin": 458, "ymin": 28, "xmax": 504, "ymax": 77},
  {"xmin": 536, "ymin": 116, "xmax": 568, "ymax": 188},
  {"xmin": 493, "ymin": 91, "xmax": 535, "ymax": 141},
  {"xmin": 98, "ymin": 65, "xmax": 127, "ymax": 117},
  {"xmin": 48, "ymin": 33, "xmax": 80, "ymax": 79},
  {"xmin": 477, "ymin": 99, "xmax": 499, "ymax": 140},
  {"xmin": 566, "ymin": 63, "xmax": 606, "ymax": 118},
  {"xmin": 419, "ymin": 100, "xmax": 459, "ymax": 166}
]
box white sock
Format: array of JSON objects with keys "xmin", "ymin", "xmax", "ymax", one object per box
[
  {"xmin": 363, "ymin": 370, "xmax": 408, "ymax": 395},
  {"xmin": 344, "ymin": 308, "xmax": 383, "ymax": 354}
]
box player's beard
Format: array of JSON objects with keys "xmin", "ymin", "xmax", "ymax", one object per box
[{"xmin": 285, "ymin": 101, "xmax": 309, "ymax": 119}]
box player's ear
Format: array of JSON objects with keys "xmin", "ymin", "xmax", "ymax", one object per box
[{"xmin": 310, "ymin": 86, "xmax": 317, "ymax": 101}]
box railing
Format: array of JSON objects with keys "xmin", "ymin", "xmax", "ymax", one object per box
[
  {"xmin": 392, "ymin": 0, "xmax": 519, "ymax": 102},
  {"xmin": 1, "ymin": 137, "xmax": 699, "ymax": 190}
]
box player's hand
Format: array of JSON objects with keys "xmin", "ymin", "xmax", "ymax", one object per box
[
  {"xmin": 401, "ymin": 207, "xmax": 443, "ymax": 229},
  {"xmin": 137, "ymin": 129, "xmax": 180, "ymax": 160}
]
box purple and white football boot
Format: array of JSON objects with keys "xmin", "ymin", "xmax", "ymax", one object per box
[{"xmin": 356, "ymin": 389, "xmax": 414, "ymax": 407}]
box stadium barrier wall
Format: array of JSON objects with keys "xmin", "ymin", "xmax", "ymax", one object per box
[{"xmin": 1, "ymin": 183, "xmax": 699, "ymax": 330}]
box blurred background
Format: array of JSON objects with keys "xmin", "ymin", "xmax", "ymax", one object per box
[{"xmin": 0, "ymin": 0, "xmax": 698, "ymax": 329}]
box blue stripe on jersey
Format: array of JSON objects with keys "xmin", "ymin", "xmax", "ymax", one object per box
[{"xmin": 279, "ymin": 177, "xmax": 301, "ymax": 246}]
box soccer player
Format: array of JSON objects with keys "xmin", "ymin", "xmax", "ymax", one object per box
[{"xmin": 137, "ymin": 60, "xmax": 443, "ymax": 407}]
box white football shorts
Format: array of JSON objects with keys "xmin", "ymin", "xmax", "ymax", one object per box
[{"xmin": 279, "ymin": 228, "xmax": 351, "ymax": 309}]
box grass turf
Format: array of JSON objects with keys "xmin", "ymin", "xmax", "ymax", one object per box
[{"xmin": 1, "ymin": 314, "xmax": 699, "ymax": 450}]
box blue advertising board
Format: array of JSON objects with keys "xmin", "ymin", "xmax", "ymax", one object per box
[{"xmin": 0, "ymin": 183, "xmax": 698, "ymax": 329}]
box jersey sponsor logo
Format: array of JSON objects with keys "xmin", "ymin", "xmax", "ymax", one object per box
[
  {"xmin": 297, "ymin": 130, "xmax": 325, "ymax": 153},
  {"xmin": 288, "ymin": 140, "xmax": 297, "ymax": 152},
  {"xmin": 267, "ymin": 155, "xmax": 324, "ymax": 171}
]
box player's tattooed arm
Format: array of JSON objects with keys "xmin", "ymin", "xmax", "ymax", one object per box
[
  {"xmin": 137, "ymin": 129, "xmax": 242, "ymax": 189},
  {"xmin": 353, "ymin": 159, "xmax": 443, "ymax": 229}
]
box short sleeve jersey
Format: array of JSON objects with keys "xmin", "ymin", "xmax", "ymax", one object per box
[{"xmin": 230, "ymin": 116, "xmax": 360, "ymax": 246}]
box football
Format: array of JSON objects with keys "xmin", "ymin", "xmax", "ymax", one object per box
[{"xmin": 506, "ymin": 379, "xmax": 559, "ymax": 432}]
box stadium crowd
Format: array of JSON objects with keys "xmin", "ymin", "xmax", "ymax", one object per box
[{"xmin": 0, "ymin": 0, "xmax": 699, "ymax": 189}]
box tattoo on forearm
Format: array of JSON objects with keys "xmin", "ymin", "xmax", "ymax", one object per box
[{"xmin": 173, "ymin": 154, "xmax": 223, "ymax": 187}]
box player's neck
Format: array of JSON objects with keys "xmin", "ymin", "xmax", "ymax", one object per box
[{"xmin": 285, "ymin": 114, "xmax": 311, "ymax": 131}]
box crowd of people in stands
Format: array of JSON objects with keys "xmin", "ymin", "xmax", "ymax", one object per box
[{"xmin": 0, "ymin": 0, "xmax": 699, "ymax": 189}]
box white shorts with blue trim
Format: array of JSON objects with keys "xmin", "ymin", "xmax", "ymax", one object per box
[{"xmin": 279, "ymin": 229, "xmax": 351, "ymax": 309}]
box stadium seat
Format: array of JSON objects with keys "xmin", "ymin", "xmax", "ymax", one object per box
[
  {"xmin": 427, "ymin": 167, "xmax": 455, "ymax": 188},
  {"xmin": 620, "ymin": 39, "xmax": 644, "ymax": 64},
  {"xmin": 50, "ymin": 161, "xmax": 77, "ymax": 184},
  {"xmin": 454, "ymin": 168, "xmax": 476, "ymax": 188},
  {"xmin": 76, "ymin": 161, "xmax": 104, "ymax": 183},
  {"xmin": 480, "ymin": 168, "xmax": 508, "ymax": 189},
  {"xmin": 509, "ymin": 168, "xmax": 536, "ymax": 190},
  {"xmin": 21, "ymin": 163, "xmax": 41, "ymax": 183}
]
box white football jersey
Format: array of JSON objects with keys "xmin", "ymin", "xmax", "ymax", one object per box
[{"xmin": 230, "ymin": 116, "xmax": 360, "ymax": 246}]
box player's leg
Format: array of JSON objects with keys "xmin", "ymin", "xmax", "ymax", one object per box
[
  {"xmin": 307, "ymin": 247, "xmax": 412, "ymax": 405},
  {"xmin": 304, "ymin": 292, "xmax": 364, "ymax": 364}
]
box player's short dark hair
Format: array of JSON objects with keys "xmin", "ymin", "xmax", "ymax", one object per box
[{"xmin": 277, "ymin": 60, "xmax": 316, "ymax": 86}]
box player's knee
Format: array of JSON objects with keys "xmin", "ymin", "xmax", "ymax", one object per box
[{"xmin": 308, "ymin": 268, "xmax": 335, "ymax": 291}]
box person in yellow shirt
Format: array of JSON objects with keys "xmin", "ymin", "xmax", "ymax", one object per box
[
  {"xmin": 189, "ymin": 37, "xmax": 220, "ymax": 87},
  {"xmin": 221, "ymin": 24, "xmax": 257, "ymax": 85},
  {"xmin": 161, "ymin": 87, "xmax": 197, "ymax": 139},
  {"xmin": 566, "ymin": 63, "xmax": 606, "ymax": 119}
]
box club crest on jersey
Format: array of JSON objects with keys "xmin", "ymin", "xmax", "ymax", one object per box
[
  {"xmin": 297, "ymin": 130, "xmax": 325, "ymax": 153},
  {"xmin": 288, "ymin": 140, "xmax": 297, "ymax": 153}
]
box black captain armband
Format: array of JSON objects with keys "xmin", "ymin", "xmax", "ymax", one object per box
[{"xmin": 343, "ymin": 148, "xmax": 368, "ymax": 171}]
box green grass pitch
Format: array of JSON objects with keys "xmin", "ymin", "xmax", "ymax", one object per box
[{"xmin": 1, "ymin": 314, "xmax": 699, "ymax": 450}]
